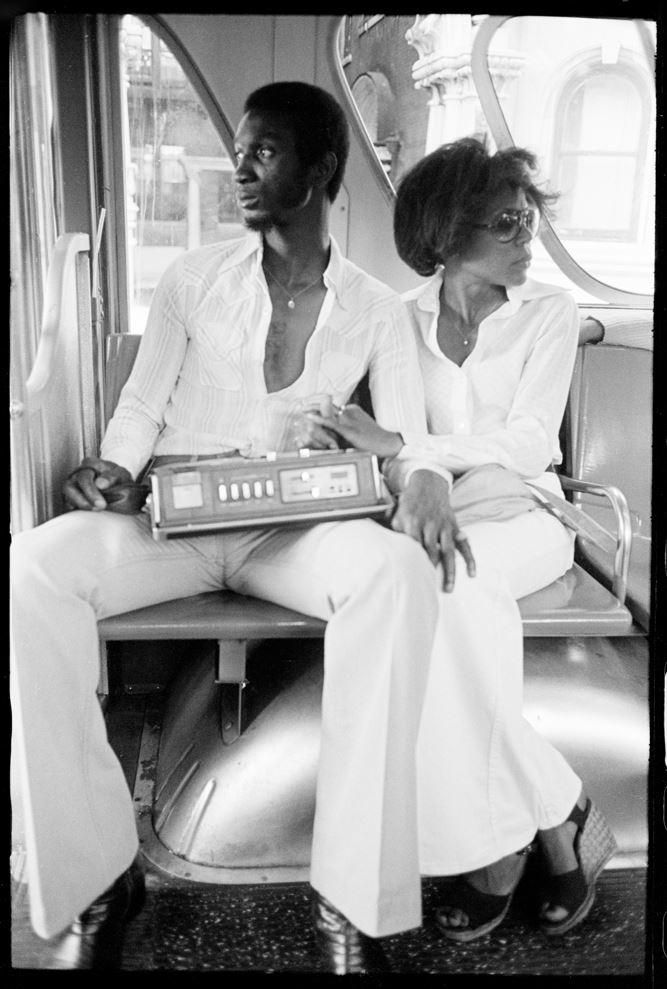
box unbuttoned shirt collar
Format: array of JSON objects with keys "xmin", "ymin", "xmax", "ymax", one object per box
[
  {"xmin": 405, "ymin": 267, "xmax": 565, "ymax": 354},
  {"xmin": 219, "ymin": 230, "xmax": 350, "ymax": 311}
]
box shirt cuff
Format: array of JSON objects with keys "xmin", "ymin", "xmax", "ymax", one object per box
[
  {"xmin": 98, "ymin": 445, "xmax": 144, "ymax": 482},
  {"xmin": 382, "ymin": 446, "xmax": 453, "ymax": 493},
  {"xmin": 388, "ymin": 435, "xmax": 453, "ymax": 489}
]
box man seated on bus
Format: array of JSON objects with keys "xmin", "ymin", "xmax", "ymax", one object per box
[{"xmin": 10, "ymin": 81, "xmax": 472, "ymax": 973}]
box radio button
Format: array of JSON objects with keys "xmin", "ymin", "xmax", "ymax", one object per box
[
  {"xmin": 265, "ymin": 479, "xmax": 275, "ymax": 497},
  {"xmin": 218, "ymin": 484, "xmax": 228, "ymax": 502},
  {"xmin": 230, "ymin": 483, "xmax": 240, "ymax": 501},
  {"xmin": 241, "ymin": 482, "xmax": 251, "ymax": 499},
  {"xmin": 253, "ymin": 481, "xmax": 263, "ymax": 498}
]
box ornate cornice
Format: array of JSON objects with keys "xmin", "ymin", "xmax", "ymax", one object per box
[{"xmin": 406, "ymin": 14, "xmax": 525, "ymax": 105}]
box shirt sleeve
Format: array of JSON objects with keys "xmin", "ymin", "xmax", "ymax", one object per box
[
  {"xmin": 100, "ymin": 257, "xmax": 189, "ymax": 479},
  {"xmin": 367, "ymin": 297, "xmax": 453, "ymax": 493},
  {"xmin": 399, "ymin": 292, "xmax": 580, "ymax": 479}
]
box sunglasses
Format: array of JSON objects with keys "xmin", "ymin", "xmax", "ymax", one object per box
[{"xmin": 471, "ymin": 208, "xmax": 540, "ymax": 243}]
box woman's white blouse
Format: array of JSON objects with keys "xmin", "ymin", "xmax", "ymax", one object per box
[{"xmin": 400, "ymin": 270, "xmax": 580, "ymax": 496}]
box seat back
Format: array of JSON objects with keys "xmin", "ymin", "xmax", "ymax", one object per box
[
  {"xmin": 104, "ymin": 334, "xmax": 143, "ymax": 426},
  {"xmin": 566, "ymin": 340, "xmax": 652, "ymax": 630}
]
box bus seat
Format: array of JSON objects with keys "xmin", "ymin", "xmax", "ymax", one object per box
[{"xmin": 97, "ymin": 327, "xmax": 639, "ymax": 711}]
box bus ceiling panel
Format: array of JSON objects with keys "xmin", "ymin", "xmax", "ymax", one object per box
[
  {"xmin": 157, "ymin": 15, "xmax": 316, "ymax": 135},
  {"xmin": 471, "ymin": 14, "xmax": 654, "ymax": 309}
]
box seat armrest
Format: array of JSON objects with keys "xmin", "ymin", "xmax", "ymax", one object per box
[{"xmin": 558, "ymin": 475, "xmax": 632, "ymax": 605}]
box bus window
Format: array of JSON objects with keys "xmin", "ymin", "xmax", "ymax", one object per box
[
  {"xmin": 338, "ymin": 14, "xmax": 655, "ymax": 305},
  {"xmin": 485, "ymin": 17, "xmax": 655, "ymax": 299},
  {"xmin": 118, "ymin": 16, "xmax": 243, "ymax": 334}
]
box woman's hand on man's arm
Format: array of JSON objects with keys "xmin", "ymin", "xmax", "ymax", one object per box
[{"xmin": 302, "ymin": 402, "xmax": 403, "ymax": 459}]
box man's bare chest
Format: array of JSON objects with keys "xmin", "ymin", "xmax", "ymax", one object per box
[{"xmin": 263, "ymin": 287, "xmax": 327, "ymax": 393}]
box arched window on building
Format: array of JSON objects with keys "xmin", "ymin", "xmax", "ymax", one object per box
[{"xmin": 551, "ymin": 61, "xmax": 650, "ymax": 242}]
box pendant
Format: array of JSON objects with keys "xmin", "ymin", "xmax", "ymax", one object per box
[
  {"xmin": 288, "ymin": 299, "xmax": 295, "ymax": 309},
  {"xmin": 464, "ymin": 338, "xmax": 469, "ymax": 345}
]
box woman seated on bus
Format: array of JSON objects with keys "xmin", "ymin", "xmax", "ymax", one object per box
[{"xmin": 306, "ymin": 137, "xmax": 617, "ymax": 941}]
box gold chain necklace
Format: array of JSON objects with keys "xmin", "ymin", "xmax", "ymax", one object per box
[{"xmin": 264, "ymin": 266, "xmax": 323, "ymax": 309}]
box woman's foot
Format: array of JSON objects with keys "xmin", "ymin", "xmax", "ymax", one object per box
[
  {"xmin": 537, "ymin": 791, "xmax": 617, "ymax": 936},
  {"xmin": 435, "ymin": 846, "xmax": 533, "ymax": 942},
  {"xmin": 538, "ymin": 790, "xmax": 588, "ymax": 878}
]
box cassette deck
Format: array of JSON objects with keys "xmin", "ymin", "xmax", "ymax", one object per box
[{"xmin": 149, "ymin": 449, "xmax": 394, "ymax": 540}]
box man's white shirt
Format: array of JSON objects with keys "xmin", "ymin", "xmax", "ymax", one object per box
[{"xmin": 101, "ymin": 232, "xmax": 444, "ymax": 492}]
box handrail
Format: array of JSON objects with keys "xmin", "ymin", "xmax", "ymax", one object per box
[
  {"xmin": 25, "ymin": 232, "xmax": 90, "ymax": 407},
  {"xmin": 559, "ymin": 475, "xmax": 632, "ymax": 605}
]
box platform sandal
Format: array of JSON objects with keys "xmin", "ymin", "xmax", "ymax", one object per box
[
  {"xmin": 539, "ymin": 798, "xmax": 617, "ymax": 936},
  {"xmin": 435, "ymin": 845, "xmax": 533, "ymax": 943}
]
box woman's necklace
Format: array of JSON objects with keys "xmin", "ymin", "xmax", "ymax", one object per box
[
  {"xmin": 264, "ymin": 266, "xmax": 323, "ymax": 309},
  {"xmin": 450, "ymin": 314, "xmax": 473, "ymax": 347},
  {"xmin": 444, "ymin": 306, "xmax": 476, "ymax": 347}
]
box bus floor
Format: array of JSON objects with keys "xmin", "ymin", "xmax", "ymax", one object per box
[{"xmin": 11, "ymin": 638, "xmax": 649, "ymax": 978}]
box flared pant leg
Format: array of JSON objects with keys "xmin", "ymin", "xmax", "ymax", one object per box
[
  {"xmin": 416, "ymin": 510, "xmax": 582, "ymax": 876},
  {"xmin": 10, "ymin": 510, "xmax": 232, "ymax": 938},
  {"xmin": 225, "ymin": 519, "xmax": 441, "ymax": 938}
]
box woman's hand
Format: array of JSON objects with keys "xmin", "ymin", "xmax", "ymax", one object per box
[
  {"xmin": 63, "ymin": 457, "xmax": 133, "ymax": 511},
  {"xmin": 291, "ymin": 406, "xmax": 342, "ymax": 450},
  {"xmin": 392, "ymin": 469, "xmax": 476, "ymax": 592},
  {"xmin": 308, "ymin": 403, "xmax": 403, "ymax": 459}
]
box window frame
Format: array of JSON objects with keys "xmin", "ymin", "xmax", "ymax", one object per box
[
  {"xmin": 330, "ymin": 17, "xmax": 396, "ymax": 208},
  {"xmin": 471, "ymin": 15, "xmax": 654, "ymax": 310},
  {"xmin": 332, "ymin": 13, "xmax": 655, "ymax": 310}
]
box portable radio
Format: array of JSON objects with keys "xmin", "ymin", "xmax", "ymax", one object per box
[{"xmin": 148, "ymin": 449, "xmax": 394, "ymax": 541}]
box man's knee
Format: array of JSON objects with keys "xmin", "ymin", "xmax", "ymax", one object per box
[
  {"xmin": 10, "ymin": 514, "xmax": 93, "ymax": 594},
  {"xmin": 350, "ymin": 527, "xmax": 438, "ymax": 602}
]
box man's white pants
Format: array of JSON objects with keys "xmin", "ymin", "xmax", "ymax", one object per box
[
  {"xmin": 10, "ymin": 504, "xmax": 581, "ymax": 941},
  {"xmin": 10, "ymin": 510, "xmax": 439, "ymax": 940}
]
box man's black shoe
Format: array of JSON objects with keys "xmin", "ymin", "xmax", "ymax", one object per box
[
  {"xmin": 53, "ymin": 861, "xmax": 145, "ymax": 970},
  {"xmin": 311, "ymin": 890, "xmax": 390, "ymax": 974}
]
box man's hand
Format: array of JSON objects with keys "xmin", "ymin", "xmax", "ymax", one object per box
[
  {"xmin": 391, "ymin": 469, "xmax": 476, "ymax": 592},
  {"xmin": 63, "ymin": 457, "xmax": 133, "ymax": 511}
]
